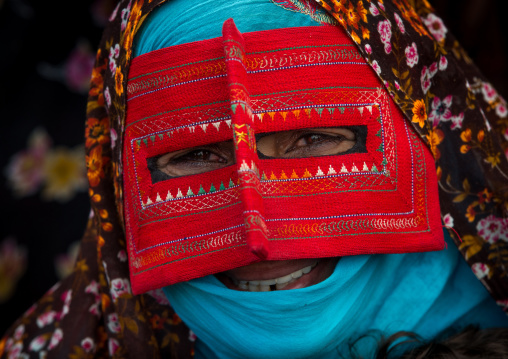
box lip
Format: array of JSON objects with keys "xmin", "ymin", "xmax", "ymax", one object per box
[{"xmin": 215, "ymin": 257, "xmax": 339, "ymax": 291}]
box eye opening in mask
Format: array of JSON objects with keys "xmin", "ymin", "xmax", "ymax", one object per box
[{"xmin": 146, "ymin": 125, "xmax": 367, "ymax": 184}]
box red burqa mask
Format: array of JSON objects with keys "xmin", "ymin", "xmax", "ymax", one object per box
[{"xmin": 124, "ymin": 20, "xmax": 444, "ymax": 294}]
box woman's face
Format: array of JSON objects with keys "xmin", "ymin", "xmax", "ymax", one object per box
[{"xmin": 150, "ymin": 127, "xmax": 358, "ymax": 291}]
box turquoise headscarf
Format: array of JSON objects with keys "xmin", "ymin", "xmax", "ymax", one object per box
[{"xmin": 164, "ymin": 231, "xmax": 507, "ymax": 359}]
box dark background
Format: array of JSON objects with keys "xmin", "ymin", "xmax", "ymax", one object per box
[{"xmin": 0, "ymin": 0, "xmax": 507, "ymax": 335}]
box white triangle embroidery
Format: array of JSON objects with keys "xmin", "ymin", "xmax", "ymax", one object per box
[
  {"xmin": 176, "ymin": 189, "xmax": 183, "ymax": 198},
  {"xmin": 366, "ymin": 105, "xmax": 373, "ymax": 114},
  {"xmin": 327, "ymin": 165, "xmax": 336, "ymax": 175},
  {"xmin": 155, "ymin": 193, "xmax": 163, "ymax": 202},
  {"xmin": 200, "ymin": 124, "xmax": 209, "ymax": 132},
  {"xmin": 212, "ymin": 122, "xmax": 221, "ymax": 131},
  {"xmin": 145, "ymin": 197, "xmax": 153, "ymax": 205},
  {"xmin": 239, "ymin": 160, "xmax": 250, "ymax": 171},
  {"xmin": 165, "ymin": 191, "xmax": 173, "ymax": 200},
  {"xmin": 188, "ymin": 126, "xmax": 196, "ymax": 133},
  {"xmin": 316, "ymin": 167, "xmax": 325, "ymax": 176},
  {"xmin": 351, "ymin": 164, "xmax": 359, "ymax": 172},
  {"xmin": 362, "ymin": 162, "xmax": 369, "ymax": 171},
  {"xmin": 340, "ymin": 164, "xmax": 348, "ymax": 173},
  {"xmin": 225, "ymin": 120, "xmax": 232, "ymax": 128},
  {"xmin": 357, "ymin": 106, "xmax": 364, "ymax": 115}
]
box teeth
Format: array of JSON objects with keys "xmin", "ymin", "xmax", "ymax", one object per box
[
  {"xmin": 236, "ymin": 262, "xmax": 318, "ymax": 292},
  {"xmin": 259, "ymin": 279, "xmax": 276, "ymax": 286}
]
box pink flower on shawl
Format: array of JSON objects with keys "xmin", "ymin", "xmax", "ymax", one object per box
[
  {"xmin": 423, "ymin": 13, "xmax": 447, "ymax": 42},
  {"xmin": 439, "ymin": 55, "xmax": 448, "ymax": 70},
  {"xmin": 377, "ymin": 1, "xmax": 385, "ymax": 11},
  {"xmin": 364, "ymin": 44, "xmax": 372, "ymax": 54},
  {"xmin": 108, "ymin": 338, "xmax": 120, "ymax": 356},
  {"xmin": 36, "ymin": 311, "xmax": 57, "ymax": 328},
  {"xmin": 110, "ymin": 278, "xmax": 131, "ymax": 301},
  {"xmin": 109, "ymin": 44, "xmax": 120, "ymax": 76},
  {"xmin": 476, "ymin": 215, "xmax": 508, "ymax": 244},
  {"xmin": 428, "ymin": 95, "xmax": 453, "ymax": 126},
  {"xmin": 81, "ymin": 337, "xmax": 95, "ymax": 353},
  {"xmin": 450, "ymin": 112, "xmax": 464, "ymax": 130},
  {"xmin": 29, "ymin": 335, "xmax": 48, "ymax": 352},
  {"xmin": 189, "ymin": 330, "xmax": 197, "ymax": 342},
  {"xmin": 47, "ymin": 329, "xmax": 63, "ymax": 350},
  {"xmin": 471, "ymin": 263, "xmax": 490, "ymax": 280},
  {"xmin": 371, "ymin": 60, "xmax": 382, "ymax": 75},
  {"xmin": 405, "ymin": 42, "xmax": 419, "ymax": 68},
  {"xmin": 369, "ymin": 3, "xmax": 379, "ymax": 16},
  {"xmin": 107, "ymin": 313, "xmax": 121, "ymax": 333},
  {"xmin": 394, "ymin": 81, "xmax": 401, "ymax": 91},
  {"xmin": 89, "ymin": 302, "xmax": 101, "ymax": 317},
  {"xmin": 443, "ymin": 213, "xmax": 454, "ymax": 228},
  {"xmin": 377, "ymin": 20, "xmax": 392, "ymax": 47},
  {"xmin": 394, "ymin": 13, "xmax": 405, "ymax": 33}
]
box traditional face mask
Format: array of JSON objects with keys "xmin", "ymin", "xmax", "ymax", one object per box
[{"xmin": 123, "ymin": 20, "xmax": 444, "ymax": 294}]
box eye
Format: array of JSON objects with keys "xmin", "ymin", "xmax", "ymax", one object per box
[
  {"xmin": 150, "ymin": 141, "xmax": 235, "ymax": 179},
  {"xmin": 257, "ymin": 127, "xmax": 358, "ymax": 159}
]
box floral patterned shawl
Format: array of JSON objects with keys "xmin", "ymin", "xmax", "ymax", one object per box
[{"xmin": 1, "ymin": 0, "xmax": 507, "ymax": 358}]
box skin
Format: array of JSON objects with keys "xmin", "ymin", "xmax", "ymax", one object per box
[{"xmin": 155, "ymin": 127, "xmax": 356, "ymax": 290}]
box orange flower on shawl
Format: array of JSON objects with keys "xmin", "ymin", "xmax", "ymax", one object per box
[
  {"xmin": 86, "ymin": 145, "xmax": 109, "ymax": 187},
  {"xmin": 115, "ymin": 67, "xmax": 124, "ymax": 96},
  {"xmin": 357, "ymin": 1, "xmax": 368, "ymax": 23},
  {"xmin": 411, "ymin": 99, "xmax": 427, "ymax": 128},
  {"xmin": 426, "ymin": 128, "xmax": 444, "ymax": 159},
  {"xmin": 346, "ymin": 2, "xmax": 360, "ymax": 28},
  {"xmin": 86, "ymin": 118, "xmax": 110, "ymax": 148}
]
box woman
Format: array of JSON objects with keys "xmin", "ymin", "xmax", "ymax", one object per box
[{"xmin": 1, "ymin": 0, "xmax": 507, "ymax": 358}]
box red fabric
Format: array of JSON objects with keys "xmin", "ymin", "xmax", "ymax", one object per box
[{"xmin": 124, "ymin": 24, "xmax": 444, "ymax": 294}]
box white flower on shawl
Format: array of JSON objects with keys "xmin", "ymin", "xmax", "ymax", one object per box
[
  {"xmin": 110, "ymin": 277, "xmax": 131, "ymax": 301},
  {"xmin": 147, "ymin": 288, "xmax": 170, "ymax": 305},
  {"xmin": 439, "ymin": 55, "xmax": 448, "ymax": 70},
  {"xmin": 108, "ymin": 338, "xmax": 120, "ymax": 356},
  {"xmin": 428, "ymin": 95, "xmax": 453, "ymax": 126},
  {"xmin": 481, "ymin": 82, "xmax": 498, "ymax": 103},
  {"xmin": 120, "ymin": 0, "xmax": 132, "ymax": 31},
  {"xmin": 371, "ymin": 60, "xmax": 382, "ymax": 75},
  {"xmin": 443, "ymin": 213, "xmax": 454, "ymax": 228},
  {"xmin": 420, "ymin": 66, "xmax": 431, "ymax": 94},
  {"xmin": 377, "ymin": 20, "xmax": 392, "ymax": 53},
  {"xmin": 107, "ymin": 313, "xmax": 121, "ymax": 333},
  {"xmin": 36, "ymin": 311, "xmax": 57, "ymax": 328},
  {"xmin": 104, "ymin": 87, "xmax": 111, "ymax": 107},
  {"xmin": 450, "ymin": 112, "xmax": 464, "ymax": 130},
  {"xmin": 117, "ymin": 249, "xmax": 127, "ymax": 262},
  {"xmin": 405, "ymin": 42, "xmax": 419, "ymax": 68},
  {"xmin": 471, "ymin": 262, "xmax": 490, "ymax": 280},
  {"xmin": 81, "ymin": 337, "xmax": 95, "ymax": 353},
  {"xmin": 29, "ymin": 334, "xmax": 48, "ymax": 352},
  {"xmin": 47, "ymin": 329, "xmax": 63, "ymax": 350},
  {"xmin": 476, "ymin": 214, "xmax": 508, "ymax": 244},
  {"xmin": 6, "ymin": 342, "xmax": 23, "ymax": 359},
  {"xmin": 422, "ymin": 13, "xmax": 448, "ymax": 42},
  {"xmin": 369, "ymin": 3, "xmax": 379, "ymax": 16},
  {"xmin": 394, "ymin": 13, "xmax": 405, "ymax": 33},
  {"xmin": 13, "ymin": 325, "xmax": 25, "ymax": 341},
  {"xmin": 496, "ymin": 102, "xmax": 507, "ymax": 118}
]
